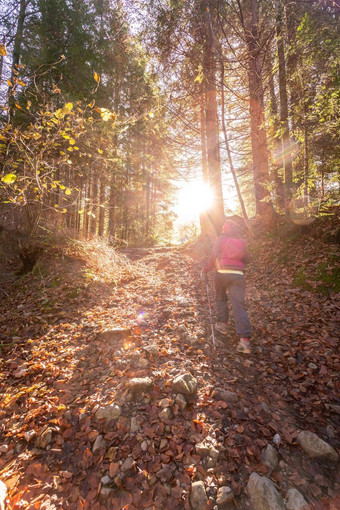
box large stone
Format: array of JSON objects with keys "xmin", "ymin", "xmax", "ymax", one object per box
[
  {"xmin": 216, "ymin": 486, "xmax": 234, "ymax": 508},
  {"xmin": 128, "ymin": 377, "xmax": 153, "ymax": 395},
  {"xmin": 138, "ymin": 357, "xmax": 149, "ymax": 369},
  {"xmin": 210, "ymin": 446, "xmax": 220, "ymax": 462},
  {"xmin": 186, "ymin": 335, "xmax": 199, "ymax": 346},
  {"xmin": 196, "ymin": 442, "xmax": 211, "ymax": 458},
  {"xmin": 190, "ymin": 481, "xmax": 208, "ymax": 510},
  {"xmin": 143, "ymin": 345, "xmax": 159, "ymax": 356},
  {"xmin": 297, "ymin": 431, "xmax": 339, "ymax": 465},
  {"xmin": 172, "ymin": 373, "xmax": 197, "ymax": 402},
  {"xmin": 247, "ymin": 473, "xmax": 285, "ymax": 510},
  {"xmin": 175, "ymin": 393, "xmax": 187, "ymax": 411},
  {"xmin": 216, "ymin": 389, "xmax": 239, "ymax": 404},
  {"xmin": 260, "ymin": 444, "xmax": 279, "ymax": 471},
  {"xmin": 95, "ymin": 404, "xmax": 121, "ymax": 421},
  {"xmin": 97, "ymin": 329, "xmax": 131, "ymax": 342},
  {"xmin": 286, "ymin": 488, "xmax": 309, "ymax": 510}
]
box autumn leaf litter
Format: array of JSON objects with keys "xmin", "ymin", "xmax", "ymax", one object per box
[{"xmin": 0, "ymin": 233, "xmax": 339, "ymax": 509}]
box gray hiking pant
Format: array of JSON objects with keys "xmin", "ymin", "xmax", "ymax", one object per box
[{"xmin": 214, "ymin": 272, "xmax": 251, "ymax": 338}]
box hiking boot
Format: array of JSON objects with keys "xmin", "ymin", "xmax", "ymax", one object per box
[
  {"xmin": 215, "ymin": 322, "xmax": 228, "ymax": 335},
  {"xmin": 236, "ymin": 338, "xmax": 251, "ymax": 354}
]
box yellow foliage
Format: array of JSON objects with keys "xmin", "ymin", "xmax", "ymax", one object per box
[
  {"xmin": 1, "ymin": 173, "xmax": 17, "ymax": 184},
  {"xmin": 95, "ymin": 107, "xmax": 116, "ymax": 122},
  {"xmin": 55, "ymin": 103, "xmax": 73, "ymax": 119}
]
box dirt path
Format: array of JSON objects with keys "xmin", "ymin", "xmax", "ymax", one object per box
[{"xmin": 0, "ymin": 246, "xmax": 339, "ymax": 509}]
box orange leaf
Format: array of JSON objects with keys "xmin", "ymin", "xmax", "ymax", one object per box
[
  {"xmin": 109, "ymin": 462, "xmax": 119, "ymax": 478},
  {"xmin": 83, "ymin": 448, "xmax": 94, "ymax": 468}
]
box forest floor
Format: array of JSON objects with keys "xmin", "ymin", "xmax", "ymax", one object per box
[{"xmin": 0, "ymin": 226, "xmax": 339, "ymax": 510}]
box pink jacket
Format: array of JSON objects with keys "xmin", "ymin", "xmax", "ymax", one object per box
[{"xmin": 203, "ymin": 235, "xmax": 250, "ymax": 272}]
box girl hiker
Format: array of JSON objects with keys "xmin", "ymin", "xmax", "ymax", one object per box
[{"xmin": 201, "ymin": 219, "xmax": 252, "ymax": 354}]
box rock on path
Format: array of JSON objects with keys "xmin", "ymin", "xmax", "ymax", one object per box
[
  {"xmin": 297, "ymin": 430, "xmax": 339, "ymax": 465},
  {"xmin": 247, "ymin": 473, "xmax": 286, "ymax": 510}
]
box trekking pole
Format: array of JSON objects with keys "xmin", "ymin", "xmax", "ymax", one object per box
[{"xmin": 205, "ymin": 279, "xmax": 216, "ymax": 350}]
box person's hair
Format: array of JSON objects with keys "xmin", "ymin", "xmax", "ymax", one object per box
[{"xmin": 222, "ymin": 219, "xmax": 239, "ymax": 237}]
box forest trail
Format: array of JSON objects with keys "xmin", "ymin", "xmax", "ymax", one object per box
[{"xmin": 0, "ymin": 242, "xmax": 339, "ymax": 510}]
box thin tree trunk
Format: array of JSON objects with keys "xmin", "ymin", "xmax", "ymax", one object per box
[
  {"xmin": 303, "ymin": 104, "xmax": 309, "ymax": 196},
  {"xmin": 91, "ymin": 172, "xmax": 98, "ymax": 235},
  {"xmin": 84, "ymin": 178, "xmax": 91, "ymax": 238},
  {"xmin": 146, "ymin": 173, "xmax": 150, "ymax": 238},
  {"xmin": 220, "ymin": 62, "xmax": 251, "ymax": 232},
  {"xmin": 122, "ymin": 168, "xmax": 129, "ymax": 242},
  {"xmin": 76, "ymin": 186, "xmax": 81, "ymax": 233},
  {"xmin": 0, "ymin": 37, "xmax": 5, "ymax": 79},
  {"xmin": 108, "ymin": 178, "xmax": 116, "ymax": 240},
  {"xmin": 98, "ymin": 176, "xmax": 105, "ymax": 237},
  {"xmin": 108, "ymin": 80, "xmax": 120, "ymax": 241}
]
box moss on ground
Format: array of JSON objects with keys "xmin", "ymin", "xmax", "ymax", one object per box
[{"xmin": 293, "ymin": 255, "xmax": 340, "ymax": 295}]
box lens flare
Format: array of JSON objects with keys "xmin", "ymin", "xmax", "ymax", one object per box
[
  {"xmin": 137, "ymin": 312, "xmax": 144, "ymax": 325},
  {"xmin": 272, "ymin": 139, "xmax": 299, "ymax": 167},
  {"xmin": 289, "ymin": 195, "xmax": 318, "ymax": 225}
]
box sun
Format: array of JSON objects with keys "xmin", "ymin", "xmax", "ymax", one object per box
[{"xmin": 174, "ymin": 179, "xmax": 214, "ymax": 224}]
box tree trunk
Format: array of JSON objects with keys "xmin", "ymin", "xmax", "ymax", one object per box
[
  {"xmin": 84, "ymin": 178, "xmax": 91, "ymax": 238},
  {"xmin": 76, "ymin": 186, "xmax": 81, "ymax": 233},
  {"xmin": 0, "ymin": 37, "xmax": 5, "ymax": 79},
  {"xmin": 276, "ymin": 0, "xmax": 292, "ymax": 202},
  {"xmin": 145, "ymin": 173, "xmax": 150, "ymax": 238},
  {"xmin": 203, "ymin": 0, "xmax": 224, "ymax": 236},
  {"xmin": 284, "ymin": 0, "xmax": 298, "ymax": 135},
  {"xmin": 90, "ymin": 171, "xmax": 98, "ymax": 236},
  {"xmin": 108, "ymin": 178, "xmax": 115, "ymax": 241},
  {"xmin": 303, "ymin": 103, "xmax": 309, "ymax": 196},
  {"xmin": 8, "ymin": 0, "xmax": 28, "ymax": 117},
  {"xmin": 98, "ymin": 176, "xmax": 106, "ymax": 237},
  {"xmin": 200, "ymin": 84, "xmax": 208, "ymax": 185},
  {"xmin": 199, "ymin": 83, "xmax": 211, "ymax": 236},
  {"xmin": 245, "ymin": 0, "xmax": 276, "ymax": 226},
  {"xmin": 268, "ymin": 54, "xmax": 285, "ymax": 209}
]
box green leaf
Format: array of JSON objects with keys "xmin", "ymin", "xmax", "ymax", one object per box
[{"xmin": 1, "ymin": 173, "xmax": 17, "ymax": 184}]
